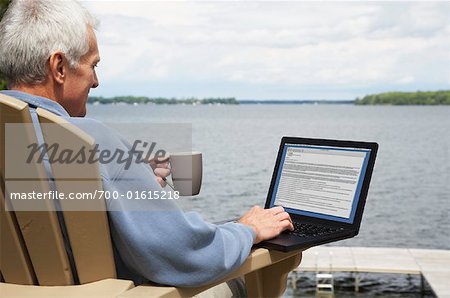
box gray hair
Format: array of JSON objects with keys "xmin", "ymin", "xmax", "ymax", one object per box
[{"xmin": 0, "ymin": 0, "xmax": 99, "ymax": 86}]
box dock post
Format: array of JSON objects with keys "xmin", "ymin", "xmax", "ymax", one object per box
[
  {"xmin": 354, "ymin": 273, "xmax": 359, "ymax": 293},
  {"xmin": 290, "ymin": 270, "xmax": 298, "ymax": 290},
  {"xmin": 420, "ymin": 274, "xmax": 424, "ymax": 295}
]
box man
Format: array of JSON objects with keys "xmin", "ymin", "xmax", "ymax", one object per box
[{"xmin": 0, "ymin": 0, "xmax": 293, "ymax": 288}]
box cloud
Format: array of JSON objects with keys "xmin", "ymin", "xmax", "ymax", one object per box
[{"xmin": 83, "ymin": 1, "xmax": 450, "ymax": 99}]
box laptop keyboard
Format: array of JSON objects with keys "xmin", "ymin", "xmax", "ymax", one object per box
[{"xmin": 289, "ymin": 222, "xmax": 345, "ymax": 237}]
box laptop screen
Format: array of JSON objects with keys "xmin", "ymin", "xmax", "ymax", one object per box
[{"xmin": 269, "ymin": 143, "xmax": 371, "ymax": 224}]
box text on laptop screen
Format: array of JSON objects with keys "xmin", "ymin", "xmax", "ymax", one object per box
[{"xmin": 270, "ymin": 144, "xmax": 371, "ymax": 224}]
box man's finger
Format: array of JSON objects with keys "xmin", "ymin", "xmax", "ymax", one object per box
[
  {"xmin": 154, "ymin": 168, "xmax": 171, "ymax": 178},
  {"xmin": 156, "ymin": 177, "xmax": 167, "ymax": 187},
  {"xmin": 154, "ymin": 155, "xmax": 170, "ymax": 163},
  {"xmin": 155, "ymin": 161, "xmax": 170, "ymax": 168},
  {"xmin": 269, "ymin": 206, "xmax": 285, "ymax": 214},
  {"xmin": 275, "ymin": 211, "xmax": 291, "ymax": 222},
  {"xmin": 148, "ymin": 155, "xmax": 170, "ymax": 165},
  {"xmin": 280, "ymin": 219, "xmax": 294, "ymax": 231}
]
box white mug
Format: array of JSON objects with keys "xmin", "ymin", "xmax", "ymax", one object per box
[{"xmin": 169, "ymin": 152, "xmax": 202, "ymax": 196}]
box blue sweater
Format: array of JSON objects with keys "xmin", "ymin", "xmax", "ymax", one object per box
[{"xmin": 1, "ymin": 90, "xmax": 256, "ymax": 287}]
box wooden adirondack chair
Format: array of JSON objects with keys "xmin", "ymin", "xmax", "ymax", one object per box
[{"xmin": 0, "ymin": 94, "xmax": 301, "ymax": 297}]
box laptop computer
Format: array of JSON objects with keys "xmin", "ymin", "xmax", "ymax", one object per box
[{"xmin": 257, "ymin": 136, "xmax": 378, "ymax": 252}]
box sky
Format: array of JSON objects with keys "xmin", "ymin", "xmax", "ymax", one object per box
[{"xmin": 83, "ymin": 1, "xmax": 450, "ymax": 100}]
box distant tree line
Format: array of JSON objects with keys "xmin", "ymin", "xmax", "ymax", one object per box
[
  {"xmin": 0, "ymin": 0, "xmax": 11, "ymax": 90},
  {"xmin": 88, "ymin": 96, "xmax": 239, "ymax": 105},
  {"xmin": 356, "ymin": 90, "xmax": 450, "ymax": 105}
]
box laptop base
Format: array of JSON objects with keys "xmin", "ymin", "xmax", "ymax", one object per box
[{"xmin": 257, "ymin": 230, "xmax": 355, "ymax": 252}]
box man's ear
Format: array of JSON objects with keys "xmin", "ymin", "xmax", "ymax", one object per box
[{"xmin": 48, "ymin": 52, "xmax": 66, "ymax": 85}]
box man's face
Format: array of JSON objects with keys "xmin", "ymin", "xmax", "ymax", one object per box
[{"xmin": 62, "ymin": 27, "xmax": 100, "ymax": 117}]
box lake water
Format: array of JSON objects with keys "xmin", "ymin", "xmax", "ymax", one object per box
[
  {"xmin": 87, "ymin": 103, "xmax": 450, "ymax": 250},
  {"xmin": 88, "ymin": 104, "xmax": 449, "ymax": 295}
]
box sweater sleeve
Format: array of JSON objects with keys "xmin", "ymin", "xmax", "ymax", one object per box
[{"xmin": 108, "ymin": 209, "xmax": 255, "ymax": 287}]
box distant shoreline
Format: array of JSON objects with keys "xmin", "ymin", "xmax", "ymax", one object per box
[
  {"xmin": 88, "ymin": 96, "xmax": 356, "ymax": 105},
  {"xmin": 355, "ymin": 90, "xmax": 449, "ymax": 105},
  {"xmin": 88, "ymin": 90, "xmax": 450, "ymax": 105},
  {"xmin": 88, "ymin": 99, "xmax": 356, "ymax": 105},
  {"xmin": 239, "ymin": 100, "xmax": 354, "ymax": 105}
]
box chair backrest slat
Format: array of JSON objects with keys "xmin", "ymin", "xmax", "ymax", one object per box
[
  {"xmin": 37, "ymin": 107, "xmax": 116, "ymax": 284},
  {"xmin": 0, "ymin": 94, "xmax": 73, "ymax": 286},
  {"xmin": 0, "ymin": 182, "xmax": 36, "ymax": 285},
  {"xmin": 0, "ymin": 95, "xmax": 35, "ymax": 285}
]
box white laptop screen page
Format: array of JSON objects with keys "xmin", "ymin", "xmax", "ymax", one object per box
[{"xmin": 269, "ymin": 144, "xmax": 371, "ymax": 224}]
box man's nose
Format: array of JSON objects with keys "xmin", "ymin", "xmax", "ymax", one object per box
[{"xmin": 92, "ymin": 71, "xmax": 99, "ymax": 88}]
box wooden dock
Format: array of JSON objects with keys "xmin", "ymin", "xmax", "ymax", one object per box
[{"xmin": 293, "ymin": 246, "xmax": 450, "ymax": 297}]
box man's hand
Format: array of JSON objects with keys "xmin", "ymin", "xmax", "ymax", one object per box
[
  {"xmin": 148, "ymin": 156, "xmax": 171, "ymax": 188},
  {"xmin": 238, "ymin": 205, "xmax": 294, "ymax": 244}
]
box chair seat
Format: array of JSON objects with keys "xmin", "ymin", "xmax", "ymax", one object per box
[{"xmin": 0, "ymin": 279, "xmax": 134, "ymax": 298}]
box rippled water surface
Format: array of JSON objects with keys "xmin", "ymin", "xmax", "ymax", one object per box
[{"xmin": 88, "ymin": 104, "xmax": 449, "ymax": 296}]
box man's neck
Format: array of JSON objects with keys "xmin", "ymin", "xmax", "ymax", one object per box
[{"xmin": 10, "ymin": 82, "xmax": 58, "ymax": 102}]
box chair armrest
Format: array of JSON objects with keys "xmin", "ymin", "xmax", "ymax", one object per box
[
  {"xmin": 118, "ymin": 248, "xmax": 302, "ymax": 298},
  {"xmin": 0, "ymin": 278, "xmax": 134, "ymax": 298}
]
